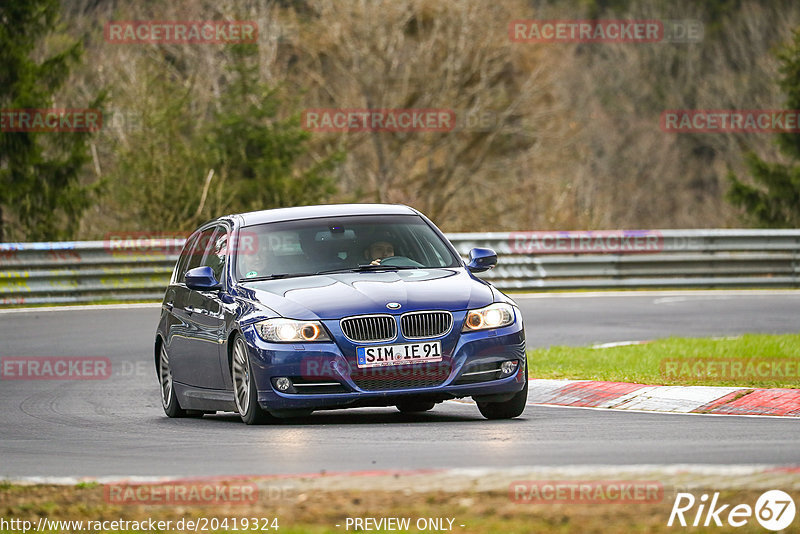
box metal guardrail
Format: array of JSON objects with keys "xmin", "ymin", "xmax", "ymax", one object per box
[
  {"xmin": 0, "ymin": 229, "xmax": 798, "ymax": 305},
  {"xmin": 451, "ymin": 229, "xmax": 800, "ymax": 290},
  {"xmin": 0, "ymin": 240, "xmax": 178, "ymax": 305}
]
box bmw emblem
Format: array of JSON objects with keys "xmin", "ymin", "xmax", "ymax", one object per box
[{"xmin": 386, "ymin": 302, "xmax": 401, "ymax": 310}]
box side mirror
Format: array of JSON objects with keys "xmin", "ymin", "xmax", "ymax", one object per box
[
  {"xmin": 467, "ymin": 247, "xmax": 497, "ymax": 273},
  {"xmin": 185, "ymin": 266, "xmax": 222, "ymax": 291}
]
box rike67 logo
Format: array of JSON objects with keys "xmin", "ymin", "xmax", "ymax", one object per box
[{"xmin": 668, "ymin": 490, "xmax": 796, "ymax": 531}]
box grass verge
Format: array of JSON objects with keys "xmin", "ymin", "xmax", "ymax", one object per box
[
  {"xmin": 0, "ymin": 483, "xmax": 789, "ymax": 534},
  {"xmin": 527, "ymin": 333, "xmax": 800, "ymax": 388}
]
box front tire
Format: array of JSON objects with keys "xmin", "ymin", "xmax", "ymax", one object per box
[
  {"xmin": 476, "ymin": 365, "xmax": 528, "ymax": 420},
  {"xmin": 231, "ymin": 334, "xmax": 273, "ymax": 425}
]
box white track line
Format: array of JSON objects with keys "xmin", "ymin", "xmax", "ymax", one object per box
[
  {"xmin": 524, "ymin": 402, "xmax": 800, "ymax": 419},
  {"xmin": 447, "ymin": 397, "xmax": 799, "ymax": 419},
  {"xmin": 2, "ymin": 289, "xmax": 798, "ymax": 314},
  {"xmin": 4, "ymin": 464, "xmax": 799, "ymax": 486},
  {"xmin": 0, "ymin": 302, "xmax": 161, "ymax": 314},
  {"xmin": 513, "ymin": 289, "xmax": 800, "ymax": 299}
]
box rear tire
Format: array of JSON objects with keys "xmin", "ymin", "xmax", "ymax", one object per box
[
  {"xmin": 231, "ymin": 334, "xmax": 274, "ymax": 425},
  {"xmin": 476, "ymin": 365, "xmax": 528, "ymax": 420},
  {"xmin": 396, "ymin": 400, "xmax": 436, "ymax": 413},
  {"xmin": 159, "ymin": 344, "xmax": 191, "ymax": 418}
]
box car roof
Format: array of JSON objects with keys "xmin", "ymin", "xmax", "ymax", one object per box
[{"xmin": 233, "ymin": 204, "xmax": 419, "ymax": 227}]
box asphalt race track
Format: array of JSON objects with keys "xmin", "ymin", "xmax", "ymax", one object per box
[{"xmin": 1, "ymin": 290, "xmax": 799, "ymax": 478}]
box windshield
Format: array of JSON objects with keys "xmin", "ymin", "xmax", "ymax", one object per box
[{"xmin": 235, "ymin": 214, "xmax": 460, "ymax": 280}]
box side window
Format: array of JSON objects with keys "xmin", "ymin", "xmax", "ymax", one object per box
[
  {"xmin": 184, "ymin": 227, "xmax": 216, "ymax": 275},
  {"xmin": 203, "ymin": 226, "xmax": 229, "ymax": 281},
  {"xmin": 173, "ymin": 233, "xmax": 198, "ymax": 284}
]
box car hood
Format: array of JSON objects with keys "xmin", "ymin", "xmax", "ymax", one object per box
[{"xmin": 237, "ymin": 268, "xmax": 494, "ymax": 320}]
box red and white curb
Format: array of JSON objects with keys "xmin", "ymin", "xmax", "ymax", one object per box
[
  {"xmin": 523, "ymin": 379, "xmax": 800, "ymax": 417},
  {"xmin": 7, "ymin": 465, "xmax": 800, "ymax": 492}
]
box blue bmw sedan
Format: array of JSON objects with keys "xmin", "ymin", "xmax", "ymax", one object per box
[{"xmin": 155, "ymin": 204, "xmax": 527, "ymax": 424}]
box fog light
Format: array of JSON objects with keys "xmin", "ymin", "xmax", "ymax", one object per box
[
  {"xmin": 274, "ymin": 377, "xmax": 292, "ymax": 392},
  {"xmin": 500, "ymin": 360, "xmax": 518, "ymax": 376}
]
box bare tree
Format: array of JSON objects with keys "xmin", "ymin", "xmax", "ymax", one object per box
[{"xmin": 288, "ymin": 0, "xmax": 569, "ymax": 229}]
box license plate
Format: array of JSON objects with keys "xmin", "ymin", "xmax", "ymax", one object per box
[{"xmin": 356, "ymin": 341, "xmax": 442, "ymax": 368}]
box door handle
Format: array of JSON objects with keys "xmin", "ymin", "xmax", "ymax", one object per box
[{"xmin": 164, "ymin": 301, "xmax": 174, "ymax": 311}]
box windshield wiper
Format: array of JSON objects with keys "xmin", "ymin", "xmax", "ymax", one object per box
[
  {"xmin": 240, "ymin": 273, "xmax": 316, "ymax": 282},
  {"xmin": 315, "ymin": 265, "xmax": 417, "ymax": 275}
]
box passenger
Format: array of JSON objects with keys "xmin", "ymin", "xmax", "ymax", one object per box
[{"xmin": 240, "ymin": 244, "xmax": 270, "ymax": 278}]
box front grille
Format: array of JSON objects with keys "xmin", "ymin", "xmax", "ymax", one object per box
[
  {"xmin": 340, "ymin": 315, "xmax": 397, "ymax": 342},
  {"xmin": 351, "ymin": 362, "xmax": 451, "ymax": 391},
  {"xmin": 401, "ymin": 311, "xmax": 453, "ymax": 339}
]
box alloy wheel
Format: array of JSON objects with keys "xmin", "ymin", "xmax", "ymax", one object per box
[
  {"xmin": 159, "ymin": 345, "xmax": 173, "ymax": 408},
  {"xmin": 232, "ymin": 337, "xmax": 251, "ymax": 415}
]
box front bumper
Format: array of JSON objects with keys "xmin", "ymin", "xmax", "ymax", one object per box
[{"xmin": 242, "ymin": 316, "xmax": 526, "ymax": 413}]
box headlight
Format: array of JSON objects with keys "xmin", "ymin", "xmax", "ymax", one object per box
[
  {"xmin": 462, "ymin": 303, "xmax": 515, "ymax": 331},
  {"xmin": 255, "ymin": 318, "xmax": 331, "ymax": 342}
]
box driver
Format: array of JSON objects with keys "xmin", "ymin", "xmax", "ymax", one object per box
[{"xmin": 364, "ymin": 240, "xmax": 394, "ymax": 265}]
